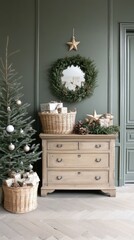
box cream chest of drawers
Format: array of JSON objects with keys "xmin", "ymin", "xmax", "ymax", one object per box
[{"xmin": 39, "ymin": 134, "xmax": 116, "ymax": 197}]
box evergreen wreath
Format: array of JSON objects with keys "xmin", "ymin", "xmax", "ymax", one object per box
[{"xmin": 49, "ymin": 55, "xmax": 98, "ymax": 102}]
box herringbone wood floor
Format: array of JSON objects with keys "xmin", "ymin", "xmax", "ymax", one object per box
[{"xmin": 0, "ymin": 185, "xmax": 134, "ymax": 240}]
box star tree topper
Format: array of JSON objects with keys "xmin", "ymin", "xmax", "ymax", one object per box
[{"xmin": 67, "ymin": 28, "xmax": 80, "ymax": 51}]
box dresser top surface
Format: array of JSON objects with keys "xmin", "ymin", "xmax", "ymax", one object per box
[{"xmin": 39, "ymin": 133, "xmax": 117, "ymax": 140}]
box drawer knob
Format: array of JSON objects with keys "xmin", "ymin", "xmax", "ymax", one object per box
[
  {"xmin": 56, "ymin": 176, "xmax": 62, "ymax": 180},
  {"xmin": 95, "ymin": 176, "xmax": 101, "ymax": 180},
  {"xmin": 95, "ymin": 144, "xmax": 101, "ymax": 148},
  {"xmin": 77, "ymin": 171, "xmax": 81, "ymax": 175},
  {"xmin": 56, "ymin": 144, "xmax": 63, "ymax": 148},
  {"xmin": 78, "ymin": 154, "xmax": 81, "ymax": 158},
  {"xmin": 95, "ymin": 158, "xmax": 101, "ymax": 162},
  {"xmin": 56, "ymin": 158, "xmax": 63, "ymax": 162}
]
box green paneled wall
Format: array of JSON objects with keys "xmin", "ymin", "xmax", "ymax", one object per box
[
  {"xmin": 39, "ymin": 0, "xmax": 109, "ymax": 120},
  {"xmin": 0, "ymin": 0, "xmax": 134, "ymax": 185},
  {"xmin": 0, "ymin": 0, "xmax": 36, "ymax": 115}
]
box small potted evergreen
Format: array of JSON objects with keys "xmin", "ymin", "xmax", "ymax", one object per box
[{"xmin": 0, "ymin": 38, "xmax": 41, "ymax": 213}]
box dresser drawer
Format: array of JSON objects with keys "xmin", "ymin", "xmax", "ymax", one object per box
[
  {"xmin": 48, "ymin": 170, "xmax": 109, "ymax": 185},
  {"xmin": 48, "ymin": 153, "xmax": 109, "ymax": 168},
  {"xmin": 47, "ymin": 141, "xmax": 78, "ymax": 150},
  {"xmin": 79, "ymin": 141, "xmax": 110, "ymax": 151}
]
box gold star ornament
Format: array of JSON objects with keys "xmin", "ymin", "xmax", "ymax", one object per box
[{"xmin": 67, "ymin": 28, "xmax": 80, "ymax": 51}]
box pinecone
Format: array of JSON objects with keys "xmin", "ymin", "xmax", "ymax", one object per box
[
  {"xmin": 73, "ymin": 121, "xmax": 83, "ymax": 134},
  {"xmin": 79, "ymin": 127, "xmax": 88, "ymax": 135}
]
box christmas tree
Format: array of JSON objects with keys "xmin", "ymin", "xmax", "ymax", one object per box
[{"xmin": 0, "ymin": 38, "xmax": 41, "ymax": 181}]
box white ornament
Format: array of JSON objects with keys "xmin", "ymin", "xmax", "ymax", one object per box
[
  {"xmin": 24, "ymin": 145, "xmax": 30, "ymax": 152},
  {"xmin": 6, "ymin": 125, "xmax": 14, "ymax": 133},
  {"xmin": 20, "ymin": 129, "xmax": 24, "ymax": 134},
  {"xmin": 7, "ymin": 106, "xmax": 11, "ymax": 111},
  {"xmin": 16, "ymin": 99, "xmax": 22, "ymax": 105},
  {"xmin": 8, "ymin": 143, "xmax": 15, "ymax": 151},
  {"xmin": 28, "ymin": 164, "xmax": 33, "ymax": 171}
]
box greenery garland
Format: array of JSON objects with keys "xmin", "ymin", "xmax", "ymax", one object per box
[
  {"xmin": 49, "ymin": 55, "xmax": 98, "ymax": 102},
  {"xmin": 73, "ymin": 119, "xmax": 120, "ymax": 135}
]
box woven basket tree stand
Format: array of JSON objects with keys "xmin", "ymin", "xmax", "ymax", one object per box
[{"xmin": 2, "ymin": 183, "xmax": 38, "ymax": 213}]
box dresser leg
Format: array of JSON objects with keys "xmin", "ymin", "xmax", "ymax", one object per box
[
  {"xmin": 101, "ymin": 189, "xmax": 116, "ymax": 197},
  {"xmin": 41, "ymin": 189, "xmax": 55, "ymax": 196}
]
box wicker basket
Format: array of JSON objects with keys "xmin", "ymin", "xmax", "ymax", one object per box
[
  {"xmin": 38, "ymin": 112, "xmax": 76, "ymax": 134},
  {"xmin": 2, "ymin": 183, "xmax": 38, "ymax": 213}
]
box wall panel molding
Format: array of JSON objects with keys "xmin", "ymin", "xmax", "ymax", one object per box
[
  {"xmin": 120, "ymin": 22, "xmax": 134, "ymax": 185},
  {"xmin": 107, "ymin": 0, "xmax": 113, "ymax": 113},
  {"xmin": 34, "ymin": 0, "xmax": 40, "ymax": 113},
  {"xmin": 126, "ymin": 34, "xmax": 134, "ymax": 126}
]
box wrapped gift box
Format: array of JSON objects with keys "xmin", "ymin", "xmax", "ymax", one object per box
[
  {"xmin": 40, "ymin": 102, "xmax": 63, "ymax": 112},
  {"xmin": 99, "ymin": 113, "xmax": 113, "ymax": 127},
  {"xmin": 57, "ymin": 107, "xmax": 68, "ymax": 113}
]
